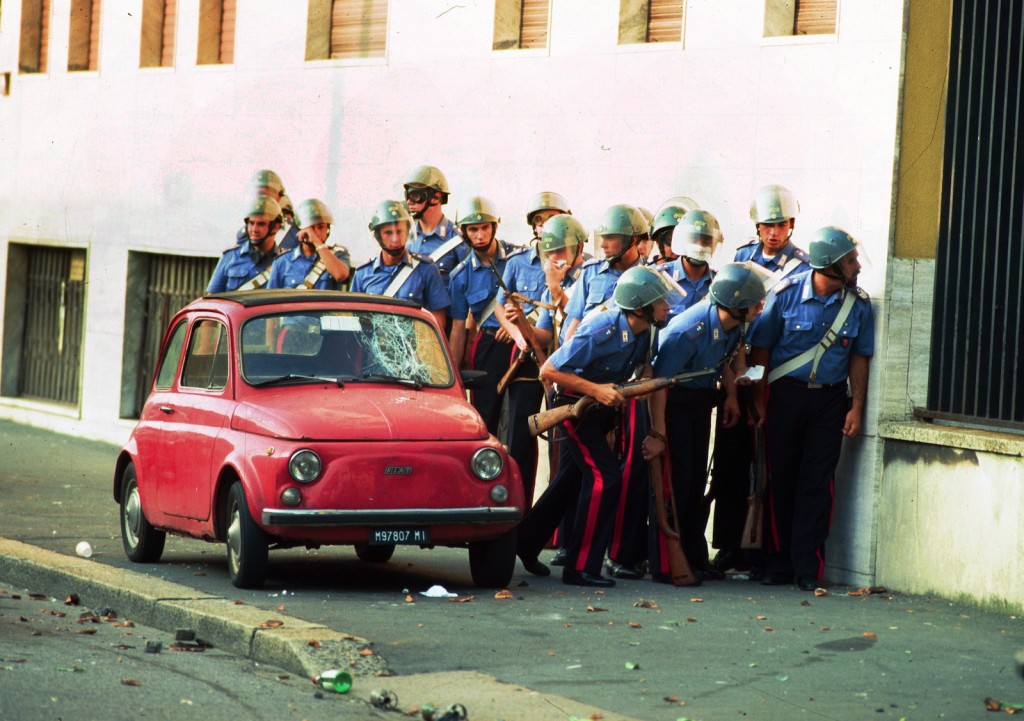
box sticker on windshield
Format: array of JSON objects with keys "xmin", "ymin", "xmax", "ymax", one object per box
[{"xmin": 321, "ymin": 315, "xmax": 362, "ymax": 332}]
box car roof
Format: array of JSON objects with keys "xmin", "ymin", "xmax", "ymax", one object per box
[{"xmin": 203, "ymin": 290, "xmax": 422, "ymax": 310}]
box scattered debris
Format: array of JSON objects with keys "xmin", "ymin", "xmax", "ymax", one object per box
[
  {"xmin": 633, "ymin": 599, "xmax": 659, "ymax": 609},
  {"xmin": 420, "ymin": 585, "xmax": 457, "ymax": 598},
  {"xmin": 75, "ymin": 542, "xmax": 93, "ymax": 558},
  {"xmin": 65, "ymin": 594, "xmax": 81, "ymax": 606},
  {"xmin": 625, "ymin": 661, "xmax": 640, "ymax": 670},
  {"xmin": 370, "ymin": 688, "xmax": 400, "ymax": 710},
  {"xmin": 259, "ymin": 619, "xmax": 284, "ymax": 628},
  {"xmin": 120, "ymin": 678, "xmax": 142, "ymax": 687},
  {"xmin": 145, "ymin": 641, "xmax": 162, "ymax": 654},
  {"xmin": 448, "ymin": 596, "xmax": 476, "ymax": 603},
  {"xmin": 985, "ymin": 696, "xmax": 1024, "ymax": 713},
  {"xmin": 586, "ymin": 606, "xmax": 608, "ymax": 613},
  {"xmin": 494, "ymin": 589, "xmax": 513, "ymax": 600},
  {"xmin": 313, "ymin": 669, "xmax": 352, "ymax": 693},
  {"xmin": 307, "ymin": 639, "xmax": 321, "ymax": 648}
]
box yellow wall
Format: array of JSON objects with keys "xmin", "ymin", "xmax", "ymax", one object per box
[{"xmin": 894, "ymin": 0, "xmax": 952, "ymax": 259}]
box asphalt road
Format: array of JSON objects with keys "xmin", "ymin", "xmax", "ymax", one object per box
[{"xmin": 2, "ymin": 419, "xmax": 1023, "ymax": 721}]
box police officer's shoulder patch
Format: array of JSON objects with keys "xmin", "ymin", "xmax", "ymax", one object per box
[
  {"xmin": 506, "ymin": 245, "xmax": 530, "ymax": 260},
  {"xmin": 327, "ymin": 243, "xmax": 349, "ymax": 254},
  {"xmin": 737, "ymin": 238, "xmax": 759, "ymax": 249},
  {"xmin": 448, "ymin": 259, "xmax": 470, "ymax": 279},
  {"xmin": 683, "ymin": 321, "xmax": 707, "ymax": 341},
  {"xmin": 355, "ymin": 257, "xmax": 375, "ymax": 270},
  {"xmin": 222, "ymin": 245, "xmax": 240, "ymax": 255},
  {"xmin": 793, "ymin": 247, "xmax": 810, "ymax": 262},
  {"xmin": 854, "ymin": 286, "xmax": 870, "ymax": 301},
  {"xmin": 581, "ymin": 257, "xmax": 604, "ymax": 269}
]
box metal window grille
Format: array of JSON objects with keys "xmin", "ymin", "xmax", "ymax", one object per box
[
  {"xmin": 126, "ymin": 254, "xmax": 216, "ymax": 418},
  {"xmin": 929, "ymin": 0, "xmax": 1024, "ymax": 427},
  {"xmin": 19, "ymin": 247, "xmax": 87, "ymax": 405}
]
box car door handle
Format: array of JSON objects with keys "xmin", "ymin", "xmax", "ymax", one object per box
[{"xmin": 159, "ymin": 406, "xmax": 174, "ymax": 414}]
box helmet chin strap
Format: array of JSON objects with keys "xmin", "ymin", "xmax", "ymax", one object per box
[
  {"xmin": 604, "ymin": 237, "xmax": 636, "ymax": 265},
  {"xmin": 375, "ymin": 232, "xmax": 406, "ymax": 258}
]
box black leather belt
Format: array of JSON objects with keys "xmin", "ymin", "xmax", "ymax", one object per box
[{"xmin": 776, "ymin": 377, "xmax": 847, "ymax": 390}]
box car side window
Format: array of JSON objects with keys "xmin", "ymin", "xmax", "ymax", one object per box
[
  {"xmin": 154, "ymin": 321, "xmax": 188, "ymax": 390},
  {"xmin": 181, "ymin": 320, "xmax": 229, "ymax": 391}
]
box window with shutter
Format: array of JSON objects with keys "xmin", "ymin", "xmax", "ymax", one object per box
[
  {"xmin": 140, "ymin": 0, "xmax": 176, "ymax": 68},
  {"xmin": 198, "ymin": 0, "xmax": 235, "ymax": 65},
  {"xmin": 618, "ymin": 0, "xmax": 683, "ymax": 46},
  {"xmin": 795, "ymin": 0, "xmax": 837, "ymax": 35},
  {"xmin": 68, "ymin": 0, "xmax": 100, "ymax": 72},
  {"xmin": 19, "ymin": 0, "xmax": 51, "ymax": 73},
  {"xmin": 493, "ymin": 0, "xmax": 549, "ymax": 51}
]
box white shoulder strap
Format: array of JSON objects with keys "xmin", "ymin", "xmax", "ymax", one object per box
[
  {"xmin": 236, "ymin": 267, "xmax": 273, "ymax": 291},
  {"xmin": 430, "ymin": 237, "xmax": 464, "ymax": 263},
  {"xmin": 767, "ymin": 290, "xmax": 857, "ymax": 384},
  {"xmin": 383, "ymin": 256, "xmax": 419, "ymax": 297}
]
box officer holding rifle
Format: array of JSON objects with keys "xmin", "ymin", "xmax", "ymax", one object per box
[{"xmin": 516, "ymin": 266, "xmax": 678, "ymax": 587}]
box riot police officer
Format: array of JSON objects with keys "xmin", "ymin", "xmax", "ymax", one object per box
[
  {"xmin": 642, "ymin": 262, "xmax": 774, "ymax": 581},
  {"xmin": 659, "ymin": 209, "xmax": 724, "ymax": 317},
  {"xmin": 268, "ymin": 199, "xmax": 351, "ymax": 290},
  {"xmin": 749, "ymin": 227, "xmax": 874, "ymax": 591},
  {"xmin": 208, "ymin": 196, "xmax": 282, "ymax": 292},
  {"xmin": 351, "ymin": 200, "xmax": 450, "ymax": 329},
  {"xmin": 735, "ymin": 184, "xmax": 810, "ymax": 277},
  {"xmin": 525, "ymin": 191, "xmax": 572, "ymax": 242},
  {"xmin": 517, "ymin": 266, "xmax": 677, "ymax": 587},
  {"xmin": 402, "ymin": 165, "xmax": 468, "ymax": 290},
  {"xmin": 447, "ymin": 197, "xmax": 519, "ymax": 433}
]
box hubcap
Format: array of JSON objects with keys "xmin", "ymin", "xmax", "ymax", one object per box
[
  {"xmin": 124, "ymin": 485, "xmax": 141, "ymax": 547},
  {"xmin": 227, "ymin": 503, "xmax": 241, "ymax": 572}
]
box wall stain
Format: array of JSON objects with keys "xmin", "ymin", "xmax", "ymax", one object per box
[{"xmin": 883, "ymin": 441, "xmax": 980, "ymax": 467}]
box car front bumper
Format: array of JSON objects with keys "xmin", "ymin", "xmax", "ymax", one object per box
[{"xmin": 262, "ymin": 506, "xmax": 522, "ymax": 526}]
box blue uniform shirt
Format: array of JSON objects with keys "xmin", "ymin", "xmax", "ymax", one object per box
[
  {"xmin": 548, "ymin": 305, "xmax": 651, "ymax": 386},
  {"xmin": 448, "ymin": 240, "xmax": 517, "ymax": 329},
  {"xmin": 653, "ymin": 299, "xmax": 740, "ymax": 389},
  {"xmin": 748, "ymin": 272, "xmax": 874, "ymax": 385},
  {"xmin": 207, "ymin": 242, "xmax": 275, "ymax": 293},
  {"xmin": 350, "ymin": 251, "xmax": 451, "ymax": 311},
  {"xmin": 495, "ymin": 244, "xmax": 546, "ymax": 314},
  {"xmin": 407, "ymin": 215, "xmax": 469, "ymax": 287},
  {"xmin": 657, "ymin": 259, "xmax": 713, "ymax": 317},
  {"xmin": 563, "ymin": 256, "xmax": 645, "ymax": 324},
  {"xmin": 734, "ymin": 239, "xmax": 810, "ymax": 276},
  {"xmin": 267, "ymin": 245, "xmax": 351, "ymax": 290}
]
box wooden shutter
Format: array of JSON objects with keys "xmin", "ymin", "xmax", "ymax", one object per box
[
  {"xmin": 330, "ymin": 0, "xmax": 387, "ymax": 59},
  {"xmin": 519, "ymin": 0, "xmax": 549, "ymax": 49},
  {"xmin": 40, "ymin": 0, "xmax": 51, "ymax": 72},
  {"xmin": 161, "ymin": 0, "xmax": 177, "ymax": 66},
  {"xmin": 647, "ymin": 0, "xmax": 682, "ymax": 43},
  {"xmin": 220, "ymin": 0, "xmax": 236, "ymax": 63},
  {"xmin": 88, "ymin": 0, "xmax": 101, "ymax": 70},
  {"xmin": 795, "ymin": 0, "xmax": 837, "ymax": 35}
]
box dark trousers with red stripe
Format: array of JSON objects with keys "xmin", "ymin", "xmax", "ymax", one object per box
[
  {"xmin": 499, "ymin": 356, "xmax": 545, "ymax": 509},
  {"xmin": 469, "ymin": 330, "xmax": 514, "ymax": 435},
  {"xmin": 764, "ymin": 381, "xmax": 848, "ymax": 582},
  {"xmin": 648, "ymin": 386, "xmax": 718, "ymax": 573},
  {"xmin": 709, "ymin": 385, "xmax": 754, "ymax": 551},
  {"xmin": 516, "ymin": 403, "xmax": 622, "ymax": 576},
  {"xmin": 607, "ymin": 398, "xmax": 650, "ymax": 568}
]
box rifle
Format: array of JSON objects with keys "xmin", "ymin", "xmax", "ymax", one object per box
[
  {"xmin": 740, "ymin": 407, "xmax": 767, "ymax": 550},
  {"xmin": 649, "ymin": 446, "xmax": 699, "ymax": 586},
  {"xmin": 528, "ymin": 368, "xmax": 716, "ymax": 436},
  {"xmin": 486, "ymin": 262, "xmax": 551, "ymax": 395}
]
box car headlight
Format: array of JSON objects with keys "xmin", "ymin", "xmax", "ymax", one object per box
[
  {"xmin": 288, "ymin": 449, "xmax": 322, "ymax": 483},
  {"xmin": 471, "ymin": 448, "xmax": 503, "ymax": 481}
]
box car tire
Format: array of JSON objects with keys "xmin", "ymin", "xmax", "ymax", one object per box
[
  {"xmin": 120, "ymin": 463, "xmax": 166, "ymax": 563},
  {"xmin": 225, "ymin": 482, "xmax": 269, "ymax": 589},
  {"xmin": 468, "ymin": 528, "xmax": 517, "ymax": 588},
  {"xmin": 354, "ymin": 543, "xmax": 395, "ymax": 564}
]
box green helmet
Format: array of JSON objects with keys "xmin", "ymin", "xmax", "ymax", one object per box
[
  {"xmin": 651, "ymin": 196, "xmax": 700, "ymax": 239},
  {"xmin": 250, "ymin": 169, "xmax": 284, "ymax": 196},
  {"xmin": 278, "ymin": 194, "xmax": 294, "ymax": 217},
  {"xmin": 458, "ymin": 196, "xmax": 501, "ymax": 226},
  {"xmin": 750, "ymin": 184, "xmax": 799, "ymax": 223},
  {"xmin": 525, "ymin": 191, "xmax": 571, "ymax": 225},
  {"xmin": 708, "ymin": 262, "xmax": 775, "ymax": 309},
  {"xmin": 614, "ymin": 266, "xmax": 676, "ymax": 310},
  {"xmin": 809, "ymin": 226, "xmax": 858, "ymax": 269},
  {"xmin": 671, "ymin": 209, "xmax": 723, "ymax": 263},
  {"xmin": 295, "ymin": 198, "xmax": 333, "ymax": 229},
  {"xmin": 368, "ymin": 199, "xmax": 412, "ymax": 231},
  {"xmin": 539, "ymin": 214, "xmax": 587, "ymax": 256},
  {"xmin": 243, "ymin": 195, "xmax": 282, "ymax": 223},
  {"xmin": 595, "ymin": 204, "xmax": 649, "ymax": 238},
  {"xmin": 402, "ymin": 165, "xmax": 449, "ymax": 199}
]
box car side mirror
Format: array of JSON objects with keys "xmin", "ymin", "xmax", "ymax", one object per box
[{"xmin": 459, "ymin": 369, "xmax": 488, "ymax": 389}]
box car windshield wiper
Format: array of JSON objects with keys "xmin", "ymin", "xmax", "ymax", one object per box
[
  {"xmin": 249, "ymin": 374, "xmax": 350, "ymax": 388},
  {"xmin": 355, "ymin": 372, "xmax": 424, "ymax": 390}
]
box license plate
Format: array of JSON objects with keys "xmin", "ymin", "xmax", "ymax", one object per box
[{"xmin": 369, "ymin": 528, "xmax": 430, "ymax": 545}]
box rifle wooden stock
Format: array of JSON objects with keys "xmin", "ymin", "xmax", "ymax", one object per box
[
  {"xmin": 496, "ymin": 349, "xmax": 529, "ymax": 395},
  {"xmin": 740, "ymin": 424, "xmax": 767, "ymax": 550},
  {"xmin": 650, "ymin": 454, "xmax": 698, "ymax": 586},
  {"xmin": 527, "ymin": 371, "xmax": 711, "ymax": 436},
  {"xmin": 487, "ymin": 263, "xmax": 548, "ymax": 378}
]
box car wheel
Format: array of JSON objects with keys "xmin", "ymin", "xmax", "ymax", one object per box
[
  {"xmin": 354, "ymin": 543, "xmax": 395, "ymax": 564},
  {"xmin": 225, "ymin": 482, "xmax": 269, "ymax": 589},
  {"xmin": 120, "ymin": 463, "xmax": 166, "ymax": 563},
  {"xmin": 468, "ymin": 528, "xmax": 517, "ymax": 588}
]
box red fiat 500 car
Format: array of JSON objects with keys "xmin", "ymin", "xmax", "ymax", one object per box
[{"xmin": 114, "ymin": 290, "xmax": 524, "ymax": 589}]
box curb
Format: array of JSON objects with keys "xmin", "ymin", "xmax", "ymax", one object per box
[{"xmin": 0, "ymin": 537, "xmax": 643, "ymax": 721}]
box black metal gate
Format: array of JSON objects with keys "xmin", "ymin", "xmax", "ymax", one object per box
[
  {"xmin": 124, "ymin": 254, "xmax": 217, "ymax": 418},
  {"xmin": 19, "ymin": 247, "xmax": 87, "ymax": 404},
  {"xmin": 929, "ymin": 0, "xmax": 1024, "ymax": 428}
]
